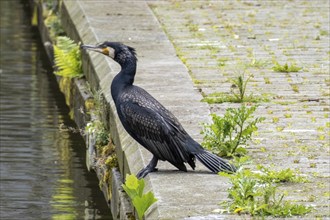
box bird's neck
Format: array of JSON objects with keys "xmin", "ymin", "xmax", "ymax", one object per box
[{"xmin": 111, "ymin": 60, "xmax": 136, "ymax": 100}]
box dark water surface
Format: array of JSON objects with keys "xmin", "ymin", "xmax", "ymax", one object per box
[{"xmin": 0, "ymin": 1, "xmax": 111, "ymax": 219}]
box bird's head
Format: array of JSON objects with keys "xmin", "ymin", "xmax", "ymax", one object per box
[{"xmin": 81, "ymin": 41, "xmax": 136, "ymax": 65}]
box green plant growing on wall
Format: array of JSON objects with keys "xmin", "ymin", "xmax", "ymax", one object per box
[
  {"xmin": 201, "ymin": 105, "xmax": 265, "ymax": 157},
  {"xmin": 85, "ymin": 89, "xmax": 118, "ymax": 167},
  {"xmin": 85, "ymin": 120, "xmax": 109, "ymax": 147},
  {"xmin": 53, "ymin": 36, "xmax": 83, "ymax": 78},
  {"xmin": 42, "ymin": 0, "xmax": 65, "ymax": 41},
  {"xmin": 85, "ymin": 90, "xmax": 108, "ymax": 145},
  {"xmin": 219, "ymin": 167, "xmax": 312, "ymax": 217},
  {"xmin": 45, "ymin": 13, "xmax": 64, "ymax": 41},
  {"xmin": 122, "ymin": 174, "xmax": 157, "ymax": 220}
]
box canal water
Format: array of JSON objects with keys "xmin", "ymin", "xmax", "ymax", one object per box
[{"xmin": 0, "ymin": 1, "xmax": 111, "ymax": 219}]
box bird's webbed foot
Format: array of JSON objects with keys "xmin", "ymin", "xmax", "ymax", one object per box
[{"xmin": 137, "ymin": 156, "xmax": 158, "ymax": 179}]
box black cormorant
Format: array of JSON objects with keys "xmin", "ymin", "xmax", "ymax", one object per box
[{"xmin": 81, "ymin": 42, "xmax": 236, "ymax": 178}]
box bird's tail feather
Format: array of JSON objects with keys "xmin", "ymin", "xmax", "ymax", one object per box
[{"xmin": 195, "ymin": 150, "xmax": 236, "ymax": 173}]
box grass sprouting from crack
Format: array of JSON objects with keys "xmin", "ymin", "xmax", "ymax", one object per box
[{"xmin": 202, "ymin": 74, "xmax": 270, "ymax": 104}]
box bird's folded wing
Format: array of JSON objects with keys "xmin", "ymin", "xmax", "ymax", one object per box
[{"xmin": 119, "ymin": 101, "xmax": 189, "ymax": 163}]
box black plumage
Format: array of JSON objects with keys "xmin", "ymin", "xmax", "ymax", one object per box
[{"xmin": 81, "ymin": 42, "xmax": 236, "ymax": 178}]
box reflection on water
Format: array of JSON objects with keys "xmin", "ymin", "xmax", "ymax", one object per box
[{"xmin": 0, "ymin": 0, "xmax": 111, "ymax": 219}]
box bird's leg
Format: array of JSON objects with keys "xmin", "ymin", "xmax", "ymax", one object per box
[{"xmin": 137, "ymin": 156, "xmax": 158, "ymax": 179}]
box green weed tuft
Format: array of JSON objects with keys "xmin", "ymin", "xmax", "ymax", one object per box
[
  {"xmin": 272, "ymin": 62, "xmax": 302, "ymax": 73},
  {"xmin": 255, "ymin": 165, "xmax": 309, "ymax": 183},
  {"xmin": 220, "ymin": 167, "xmax": 312, "ymax": 217}
]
